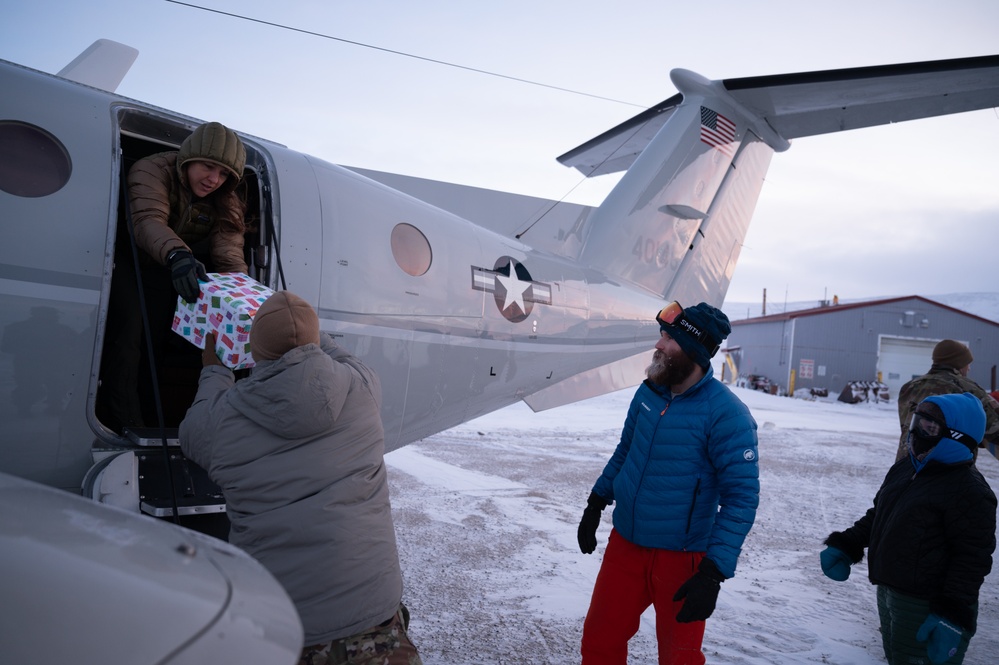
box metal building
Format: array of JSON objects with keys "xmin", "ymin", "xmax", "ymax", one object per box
[{"xmin": 726, "ymin": 296, "xmax": 999, "ymax": 400}]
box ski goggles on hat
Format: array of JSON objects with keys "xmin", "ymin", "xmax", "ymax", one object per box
[
  {"xmin": 655, "ymin": 301, "xmax": 720, "ymax": 356},
  {"xmin": 909, "ymin": 411, "xmax": 977, "ymax": 448}
]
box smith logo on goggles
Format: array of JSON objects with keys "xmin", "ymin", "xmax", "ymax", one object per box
[{"xmin": 656, "ymin": 302, "xmax": 721, "ymax": 357}]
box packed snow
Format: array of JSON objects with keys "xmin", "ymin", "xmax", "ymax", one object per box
[{"xmin": 386, "ymin": 384, "xmax": 999, "ymax": 664}]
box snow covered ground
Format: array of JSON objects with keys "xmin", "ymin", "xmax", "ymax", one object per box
[{"xmin": 386, "ymin": 385, "xmax": 999, "ymax": 664}]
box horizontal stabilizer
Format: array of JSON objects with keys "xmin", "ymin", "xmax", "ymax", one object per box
[
  {"xmin": 560, "ymin": 54, "xmax": 999, "ymax": 177},
  {"xmin": 523, "ymin": 352, "xmax": 650, "ymax": 412},
  {"xmin": 726, "ymin": 54, "xmax": 999, "ymax": 139},
  {"xmin": 557, "ymin": 96, "xmax": 681, "ymax": 177},
  {"xmin": 57, "ymin": 39, "xmax": 138, "ymax": 92}
]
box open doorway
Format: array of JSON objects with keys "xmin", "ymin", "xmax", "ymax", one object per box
[{"xmin": 95, "ymin": 110, "xmax": 272, "ymax": 438}]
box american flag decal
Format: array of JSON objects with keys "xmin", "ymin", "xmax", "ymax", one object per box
[{"xmin": 700, "ymin": 106, "xmax": 736, "ymax": 156}]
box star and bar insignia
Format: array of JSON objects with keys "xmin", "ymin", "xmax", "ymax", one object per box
[{"xmin": 472, "ymin": 257, "xmax": 552, "ymax": 323}]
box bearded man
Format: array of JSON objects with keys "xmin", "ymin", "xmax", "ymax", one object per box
[{"xmin": 576, "ymin": 302, "xmax": 760, "ymax": 665}]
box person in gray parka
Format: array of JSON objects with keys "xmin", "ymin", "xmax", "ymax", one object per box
[{"xmin": 180, "ymin": 290, "xmax": 421, "ymax": 665}]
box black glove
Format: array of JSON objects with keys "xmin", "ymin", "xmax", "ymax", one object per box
[
  {"xmin": 577, "ymin": 491, "xmax": 608, "ymax": 554},
  {"xmin": 168, "ymin": 249, "xmax": 208, "ymax": 303},
  {"xmin": 674, "ymin": 557, "xmax": 725, "ymax": 623}
]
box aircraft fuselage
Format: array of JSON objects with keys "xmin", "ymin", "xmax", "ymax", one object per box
[{"xmin": 0, "ymin": 57, "xmax": 661, "ymax": 492}]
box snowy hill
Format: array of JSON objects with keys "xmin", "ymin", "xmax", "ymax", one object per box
[{"xmin": 723, "ymin": 291, "xmax": 999, "ymax": 324}]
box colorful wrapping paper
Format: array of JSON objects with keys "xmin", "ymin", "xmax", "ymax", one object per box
[{"xmin": 171, "ymin": 273, "xmax": 274, "ymax": 369}]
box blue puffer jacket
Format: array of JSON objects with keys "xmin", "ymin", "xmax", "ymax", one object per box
[{"xmin": 592, "ymin": 369, "xmax": 760, "ymax": 578}]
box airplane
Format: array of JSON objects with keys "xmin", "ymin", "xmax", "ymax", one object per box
[{"xmin": 2, "ymin": 38, "xmax": 998, "ymax": 662}]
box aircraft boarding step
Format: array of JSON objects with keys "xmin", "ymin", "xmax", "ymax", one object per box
[
  {"xmin": 136, "ymin": 449, "xmax": 226, "ymax": 517},
  {"xmin": 123, "ymin": 427, "xmax": 180, "ymax": 447},
  {"xmin": 121, "ymin": 429, "xmax": 228, "ymax": 517}
]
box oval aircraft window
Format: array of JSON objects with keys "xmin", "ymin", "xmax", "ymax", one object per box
[
  {"xmin": 391, "ymin": 223, "xmax": 432, "ymax": 276},
  {"xmin": 0, "ymin": 121, "xmax": 72, "ymax": 197}
]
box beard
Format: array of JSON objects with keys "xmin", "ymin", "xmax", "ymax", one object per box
[{"xmin": 646, "ymin": 348, "xmax": 697, "ymax": 387}]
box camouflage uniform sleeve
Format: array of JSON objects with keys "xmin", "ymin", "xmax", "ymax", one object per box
[
  {"xmin": 953, "ymin": 376, "xmax": 999, "ymax": 445},
  {"xmin": 978, "ymin": 392, "xmax": 999, "ymax": 445},
  {"xmin": 895, "ymin": 383, "xmax": 917, "ymax": 462}
]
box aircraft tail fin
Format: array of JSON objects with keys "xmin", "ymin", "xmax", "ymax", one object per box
[
  {"xmin": 560, "ymin": 55, "xmax": 999, "ymax": 307},
  {"xmin": 562, "ymin": 69, "xmax": 776, "ymax": 306},
  {"xmin": 57, "ymin": 39, "xmax": 138, "ymax": 93}
]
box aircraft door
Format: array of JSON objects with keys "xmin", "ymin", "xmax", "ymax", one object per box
[{"xmin": 0, "ymin": 66, "xmax": 116, "ymax": 489}]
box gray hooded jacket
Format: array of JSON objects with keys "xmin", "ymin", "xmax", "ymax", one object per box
[{"xmin": 180, "ymin": 333, "xmax": 403, "ymax": 644}]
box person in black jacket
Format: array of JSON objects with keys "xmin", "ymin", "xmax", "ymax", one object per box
[{"xmin": 820, "ymin": 392, "xmax": 996, "ymax": 664}]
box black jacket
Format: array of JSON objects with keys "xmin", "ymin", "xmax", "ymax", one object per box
[{"xmin": 827, "ymin": 455, "xmax": 996, "ymax": 630}]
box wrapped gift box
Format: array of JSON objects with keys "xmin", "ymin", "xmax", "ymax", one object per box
[{"xmin": 171, "ymin": 273, "xmax": 274, "ymax": 369}]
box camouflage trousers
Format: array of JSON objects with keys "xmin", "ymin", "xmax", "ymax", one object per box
[{"xmin": 299, "ymin": 604, "xmax": 422, "ymax": 665}]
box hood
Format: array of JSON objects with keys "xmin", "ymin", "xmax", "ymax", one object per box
[
  {"xmin": 911, "ymin": 437, "xmax": 975, "ymax": 473},
  {"xmin": 227, "ymin": 345, "xmax": 339, "ymax": 440}
]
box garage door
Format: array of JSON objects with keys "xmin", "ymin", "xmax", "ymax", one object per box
[{"xmin": 878, "ymin": 337, "xmax": 943, "ymax": 401}]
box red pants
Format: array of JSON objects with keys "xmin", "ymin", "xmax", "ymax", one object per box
[{"xmin": 581, "ymin": 530, "xmax": 706, "ymax": 665}]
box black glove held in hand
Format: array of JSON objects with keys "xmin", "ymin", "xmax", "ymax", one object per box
[
  {"xmin": 674, "ymin": 557, "xmax": 725, "ymax": 623},
  {"xmin": 577, "ymin": 491, "xmax": 608, "ymax": 554},
  {"xmin": 168, "ymin": 249, "xmax": 208, "ymax": 303}
]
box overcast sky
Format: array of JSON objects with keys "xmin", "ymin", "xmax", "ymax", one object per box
[{"xmin": 3, "ymin": 0, "xmax": 998, "ymax": 305}]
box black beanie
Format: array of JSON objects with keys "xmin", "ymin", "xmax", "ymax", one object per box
[{"xmin": 663, "ymin": 302, "xmax": 731, "ymax": 368}]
